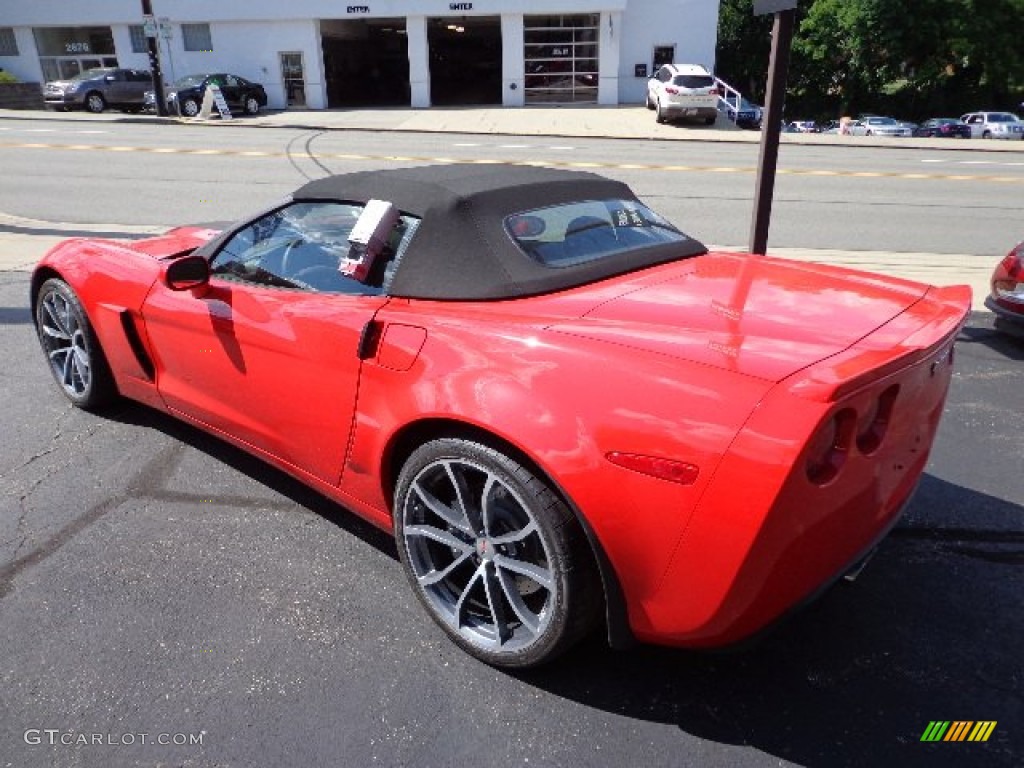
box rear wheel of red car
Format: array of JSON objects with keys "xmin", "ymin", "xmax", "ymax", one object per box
[
  {"xmin": 34, "ymin": 278, "xmax": 116, "ymax": 410},
  {"xmin": 394, "ymin": 438, "xmax": 600, "ymax": 668},
  {"xmin": 84, "ymin": 91, "xmax": 106, "ymax": 113}
]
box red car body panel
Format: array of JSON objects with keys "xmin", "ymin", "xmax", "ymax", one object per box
[{"xmin": 32, "ymin": 217, "xmax": 971, "ymax": 650}]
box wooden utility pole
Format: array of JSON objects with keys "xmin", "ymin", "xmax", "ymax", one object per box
[{"xmin": 749, "ymin": 1, "xmax": 797, "ymax": 255}]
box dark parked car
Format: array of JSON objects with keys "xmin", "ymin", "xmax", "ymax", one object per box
[
  {"xmin": 913, "ymin": 118, "xmax": 971, "ymax": 138},
  {"xmin": 146, "ymin": 73, "xmax": 267, "ymax": 117},
  {"xmin": 720, "ymin": 96, "xmax": 762, "ymax": 129},
  {"xmin": 43, "ymin": 67, "xmax": 152, "ymax": 113}
]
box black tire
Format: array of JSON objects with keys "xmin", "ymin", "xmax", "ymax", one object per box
[
  {"xmin": 645, "ymin": 91, "xmax": 655, "ymax": 110},
  {"xmin": 84, "ymin": 91, "xmax": 106, "ymax": 113},
  {"xmin": 655, "ymin": 100, "xmax": 667, "ymax": 124},
  {"xmin": 34, "ymin": 278, "xmax": 117, "ymax": 409},
  {"xmin": 180, "ymin": 97, "xmax": 200, "ymax": 118},
  {"xmin": 704, "ymin": 115, "xmax": 716, "ymax": 126},
  {"xmin": 394, "ymin": 438, "xmax": 601, "ymax": 668},
  {"xmin": 982, "ymin": 130, "xmax": 992, "ymax": 139},
  {"xmin": 243, "ymin": 94, "xmax": 261, "ymax": 115}
]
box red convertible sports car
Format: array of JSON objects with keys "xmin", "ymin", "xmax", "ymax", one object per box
[{"xmin": 32, "ymin": 165, "xmax": 971, "ymax": 668}]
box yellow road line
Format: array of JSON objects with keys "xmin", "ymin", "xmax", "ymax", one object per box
[{"xmin": 1, "ymin": 140, "xmax": 1023, "ymax": 183}]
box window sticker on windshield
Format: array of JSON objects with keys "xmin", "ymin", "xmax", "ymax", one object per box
[{"xmin": 611, "ymin": 208, "xmax": 648, "ymax": 227}]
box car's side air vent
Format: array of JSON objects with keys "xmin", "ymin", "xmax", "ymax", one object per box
[{"xmin": 119, "ymin": 310, "xmax": 155, "ymax": 381}]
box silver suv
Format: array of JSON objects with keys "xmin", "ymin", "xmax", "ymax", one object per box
[
  {"xmin": 960, "ymin": 111, "xmax": 1024, "ymax": 140},
  {"xmin": 43, "ymin": 67, "xmax": 152, "ymax": 113},
  {"xmin": 646, "ymin": 63, "xmax": 719, "ymax": 125}
]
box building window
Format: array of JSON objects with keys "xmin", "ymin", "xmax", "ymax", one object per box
[
  {"xmin": 524, "ymin": 15, "xmax": 599, "ymax": 105},
  {"xmin": 129, "ymin": 25, "xmax": 148, "ymax": 53},
  {"xmin": 182, "ymin": 23, "xmax": 212, "ymax": 52},
  {"xmin": 0, "ymin": 28, "xmax": 18, "ymax": 56}
]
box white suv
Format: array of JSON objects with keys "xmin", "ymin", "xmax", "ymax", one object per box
[
  {"xmin": 960, "ymin": 112, "xmax": 1024, "ymax": 140},
  {"xmin": 646, "ymin": 63, "xmax": 719, "ymax": 125}
]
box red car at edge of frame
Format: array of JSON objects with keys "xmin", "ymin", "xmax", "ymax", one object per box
[
  {"xmin": 986, "ymin": 240, "xmax": 1024, "ymax": 336},
  {"xmin": 30, "ymin": 165, "xmax": 972, "ymax": 668}
]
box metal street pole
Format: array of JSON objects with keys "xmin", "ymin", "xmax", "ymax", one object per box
[
  {"xmin": 141, "ymin": 0, "xmax": 168, "ymax": 116},
  {"xmin": 749, "ymin": 5, "xmax": 796, "ymax": 255}
]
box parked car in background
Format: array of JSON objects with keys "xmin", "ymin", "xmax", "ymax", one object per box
[
  {"xmin": 960, "ymin": 112, "xmax": 1024, "ymax": 140},
  {"xmin": 986, "ymin": 240, "xmax": 1024, "ymax": 335},
  {"xmin": 847, "ymin": 116, "xmax": 912, "ymax": 137},
  {"xmin": 720, "ymin": 96, "xmax": 762, "ymax": 129},
  {"xmin": 145, "ymin": 73, "xmax": 267, "ymax": 117},
  {"xmin": 646, "ymin": 63, "xmax": 719, "ymax": 125},
  {"xmin": 913, "ymin": 118, "xmax": 972, "ymax": 138},
  {"xmin": 43, "ymin": 67, "xmax": 151, "ymax": 113},
  {"xmin": 785, "ymin": 120, "xmax": 819, "ymax": 133}
]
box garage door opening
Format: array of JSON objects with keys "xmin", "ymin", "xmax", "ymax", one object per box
[
  {"xmin": 321, "ymin": 19, "xmax": 409, "ymax": 107},
  {"xmin": 428, "ymin": 17, "xmax": 502, "ymax": 106}
]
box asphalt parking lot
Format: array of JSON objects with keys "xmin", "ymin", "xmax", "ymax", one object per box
[{"xmin": 0, "ymin": 267, "xmax": 1021, "ymax": 767}]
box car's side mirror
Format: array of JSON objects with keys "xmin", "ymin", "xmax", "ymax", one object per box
[
  {"xmin": 105, "ymin": 75, "xmax": 115, "ymax": 82},
  {"xmin": 163, "ymin": 255, "xmax": 210, "ymax": 292}
]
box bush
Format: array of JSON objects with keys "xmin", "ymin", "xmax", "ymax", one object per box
[{"xmin": 0, "ymin": 71, "xmax": 19, "ymax": 84}]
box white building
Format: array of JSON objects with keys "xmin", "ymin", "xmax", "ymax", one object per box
[{"xmin": 0, "ymin": 1, "xmax": 719, "ymax": 109}]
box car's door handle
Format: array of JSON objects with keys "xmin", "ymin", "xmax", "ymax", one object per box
[{"xmin": 356, "ymin": 320, "xmax": 381, "ymax": 360}]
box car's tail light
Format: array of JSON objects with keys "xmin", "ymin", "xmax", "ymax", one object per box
[
  {"xmin": 606, "ymin": 452, "xmax": 700, "ymax": 485},
  {"xmin": 709, "ymin": 88, "xmax": 719, "ymax": 96},
  {"xmin": 855, "ymin": 384, "xmax": 899, "ymax": 455},
  {"xmin": 805, "ymin": 408, "xmax": 856, "ymax": 485},
  {"xmin": 992, "ymin": 243, "xmax": 1024, "ymax": 301},
  {"xmin": 665, "ymin": 86, "xmax": 679, "ymax": 95}
]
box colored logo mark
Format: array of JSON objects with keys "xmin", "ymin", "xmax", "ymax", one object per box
[{"xmin": 920, "ymin": 721, "xmax": 997, "ymax": 742}]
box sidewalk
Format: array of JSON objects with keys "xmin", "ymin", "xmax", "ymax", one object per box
[
  {"xmin": 4, "ymin": 104, "xmax": 1024, "ymax": 150},
  {"xmin": 0, "ymin": 105, "xmax": 1006, "ymax": 309}
]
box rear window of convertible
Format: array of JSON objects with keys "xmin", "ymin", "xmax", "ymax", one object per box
[{"xmin": 506, "ymin": 199, "xmax": 694, "ymax": 267}]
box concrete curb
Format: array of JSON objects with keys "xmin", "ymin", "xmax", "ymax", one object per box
[{"xmin": 3, "ymin": 107, "xmax": 1024, "ymax": 152}]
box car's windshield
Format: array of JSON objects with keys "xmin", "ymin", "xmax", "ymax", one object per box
[
  {"xmin": 672, "ymin": 75, "xmax": 714, "ymax": 89},
  {"xmin": 69, "ymin": 68, "xmax": 111, "ymax": 82},
  {"xmin": 173, "ymin": 75, "xmax": 207, "ymax": 88},
  {"xmin": 212, "ymin": 201, "xmax": 420, "ymax": 294},
  {"xmin": 506, "ymin": 199, "xmax": 694, "ymax": 268}
]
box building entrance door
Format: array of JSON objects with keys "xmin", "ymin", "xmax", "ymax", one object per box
[
  {"xmin": 427, "ymin": 17, "xmax": 501, "ymax": 106},
  {"xmin": 321, "ymin": 19, "xmax": 409, "ymax": 107},
  {"xmin": 280, "ymin": 52, "xmax": 306, "ymax": 107}
]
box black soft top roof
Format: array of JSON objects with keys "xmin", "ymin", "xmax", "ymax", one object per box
[{"xmin": 293, "ymin": 164, "xmax": 706, "ymax": 300}]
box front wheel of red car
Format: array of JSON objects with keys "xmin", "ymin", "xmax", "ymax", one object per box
[
  {"xmin": 394, "ymin": 438, "xmax": 600, "ymax": 668},
  {"xmin": 34, "ymin": 278, "xmax": 116, "ymax": 410}
]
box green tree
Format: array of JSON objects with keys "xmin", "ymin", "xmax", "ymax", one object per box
[
  {"xmin": 714, "ymin": 0, "xmax": 775, "ymax": 100},
  {"xmin": 718, "ymin": 0, "xmax": 1024, "ymax": 120}
]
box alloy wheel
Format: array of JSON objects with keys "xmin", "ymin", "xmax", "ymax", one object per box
[
  {"xmin": 38, "ymin": 288, "xmax": 91, "ymax": 398},
  {"xmin": 401, "ymin": 456, "xmax": 557, "ymax": 654}
]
